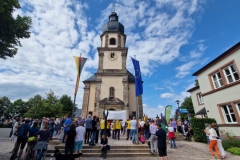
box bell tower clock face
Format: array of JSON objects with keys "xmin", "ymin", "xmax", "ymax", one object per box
[{"xmin": 108, "ymin": 52, "xmax": 118, "ymax": 61}]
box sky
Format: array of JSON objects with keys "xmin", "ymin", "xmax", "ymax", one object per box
[{"xmin": 1, "ymin": 0, "xmax": 240, "ymax": 118}]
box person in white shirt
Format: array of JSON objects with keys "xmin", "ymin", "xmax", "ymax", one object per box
[
  {"xmin": 130, "ymin": 117, "xmax": 137, "ymax": 144},
  {"xmin": 204, "ymin": 123, "xmax": 221, "ymax": 160},
  {"xmin": 74, "ymin": 122, "xmax": 86, "ymax": 159},
  {"xmin": 149, "ymin": 120, "xmax": 158, "ymax": 154}
]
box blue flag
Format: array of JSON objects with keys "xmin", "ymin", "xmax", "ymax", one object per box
[{"xmin": 131, "ymin": 57, "xmax": 143, "ymax": 96}]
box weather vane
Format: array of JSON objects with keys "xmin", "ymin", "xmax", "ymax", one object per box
[{"xmin": 112, "ymin": 3, "xmax": 116, "ymax": 12}]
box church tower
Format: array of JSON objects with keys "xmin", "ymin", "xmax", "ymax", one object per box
[{"xmin": 81, "ymin": 11, "xmax": 143, "ymax": 119}]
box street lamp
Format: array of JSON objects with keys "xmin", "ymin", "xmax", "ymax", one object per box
[{"xmin": 175, "ymin": 100, "xmax": 180, "ymax": 108}]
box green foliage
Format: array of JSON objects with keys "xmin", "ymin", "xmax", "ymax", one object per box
[
  {"xmin": 4, "ymin": 99, "xmax": 28, "ymax": 118},
  {"xmin": 191, "ymin": 118, "xmax": 216, "ymax": 143},
  {"xmin": 0, "ymin": 96, "xmax": 12, "ymax": 118},
  {"xmin": 221, "ymin": 129, "xmax": 240, "ymax": 150},
  {"xmin": 227, "ymin": 147, "xmax": 240, "ymax": 156},
  {"xmin": 0, "ymin": 122, "xmax": 12, "ymax": 128},
  {"xmin": 195, "ymin": 79, "xmax": 199, "ymax": 86},
  {"xmin": 59, "ymin": 94, "xmax": 75, "ymax": 117},
  {"xmin": 180, "ymin": 96, "xmax": 194, "ymax": 114},
  {"xmin": 0, "ymin": 0, "xmax": 32, "ymax": 59}
]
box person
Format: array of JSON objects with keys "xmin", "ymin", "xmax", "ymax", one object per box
[
  {"xmin": 130, "ymin": 117, "xmax": 137, "ymax": 144},
  {"xmin": 156, "ymin": 123, "xmax": 168, "ymax": 160},
  {"xmin": 213, "ymin": 123, "xmax": 226, "ymax": 159},
  {"xmin": 34, "ymin": 125, "xmax": 50, "ymax": 160},
  {"xmin": 100, "ymin": 135, "xmax": 108, "ymax": 159},
  {"xmin": 74, "ymin": 121, "xmax": 85, "ymax": 160},
  {"xmin": 59, "ymin": 116, "xmax": 66, "ymax": 140},
  {"xmin": 168, "ymin": 124, "xmax": 176, "ymax": 148},
  {"xmin": 139, "ymin": 132, "xmax": 145, "ymax": 144},
  {"xmin": 89, "ymin": 116, "xmax": 97, "ymax": 146},
  {"xmin": 10, "ymin": 118, "xmax": 20, "ymax": 142},
  {"xmin": 204, "ymin": 123, "xmax": 221, "ymax": 160},
  {"xmin": 100, "ymin": 118, "xmax": 105, "ymax": 138},
  {"xmin": 205, "ymin": 124, "xmax": 210, "ymax": 144},
  {"xmin": 115, "ymin": 119, "xmax": 122, "ymax": 140},
  {"xmin": 186, "ymin": 126, "xmax": 194, "ymax": 141},
  {"xmin": 140, "ymin": 119, "xmax": 145, "ymax": 134},
  {"xmin": 170, "ymin": 119, "xmax": 177, "ymax": 132},
  {"xmin": 48, "ymin": 117, "xmax": 55, "ymax": 140},
  {"xmin": 95, "ymin": 117, "xmax": 100, "ymax": 144},
  {"xmin": 150, "ymin": 120, "xmax": 158, "ymax": 154},
  {"xmin": 112, "ymin": 120, "xmax": 116, "ymax": 139},
  {"xmin": 24, "ymin": 121, "xmax": 39, "ymax": 159},
  {"xmin": 62, "ymin": 115, "xmax": 71, "ymax": 143},
  {"xmin": 65, "ymin": 124, "xmax": 76, "ymax": 156},
  {"xmin": 85, "ymin": 115, "xmax": 92, "ymax": 144},
  {"xmin": 10, "ymin": 119, "xmax": 30, "ymax": 160},
  {"xmin": 125, "ymin": 118, "xmax": 131, "ymax": 140},
  {"xmin": 144, "ymin": 120, "xmax": 150, "ymax": 140},
  {"xmin": 121, "ymin": 120, "xmax": 126, "ymax": 135}
]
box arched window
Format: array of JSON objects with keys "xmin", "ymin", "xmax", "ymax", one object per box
[{"xmin": 109, "ymin": 38, "xmax": 116, "ymax": 45}]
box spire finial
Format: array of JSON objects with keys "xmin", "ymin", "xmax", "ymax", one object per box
[{"xmin": 112, "ymin": 3, "xmax": 116, "ymax": 12}]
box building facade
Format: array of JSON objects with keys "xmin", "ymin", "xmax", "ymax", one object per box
[
  {"xmin": 188, "ymin": 42, "xmax": 240, "ymax": 136},
  {"xmin": 81, "ymin": 11, "xmax": 143, "ymax": 119}
]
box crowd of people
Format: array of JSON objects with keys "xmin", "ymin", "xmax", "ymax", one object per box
[{"xmin": 5, "ymin": 114, "xmax": 226, "ymax": 160}]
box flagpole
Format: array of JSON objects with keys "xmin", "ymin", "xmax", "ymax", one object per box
[
  {"xmin": 134, "ymin": 55, "xmax": 139, "ymax": 144},
  {"xmin": 72, "ymin": 53, "xmax": 82, "ymax": 119}
]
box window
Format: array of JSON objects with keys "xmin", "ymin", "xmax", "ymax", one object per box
[
  {"xmin": 221, "ymin": 104, "xmax": 237, "ymax": 123},
  {"xmin": 197, "ymin": 93, "xmax": 204, "ymax": 104},
  {"xmin": 211, "ymin": 72, "xmax": 223, "ymax": 89},
  {"xmin": 109, "ymin": 38, "xmax": 116, "ymax": 45},
  {"xmin": 223, "ymin": 64, "xmax": 240, "ymax": 84},
  {"xmin": 236, "ymin": 103, "xmax": 240, "ymax": 116}
]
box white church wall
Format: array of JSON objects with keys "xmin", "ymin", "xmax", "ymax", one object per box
[
  {"xmin": 103, "ymin": 51, "xmax": 122, "ymax": 69},
  {"xmin": 88, "ymin": 83, "xmax": 96, "ymax": 113},
  {"xmin": 100, "ymin": 76, "xmax": 123, "ymax": 100}
]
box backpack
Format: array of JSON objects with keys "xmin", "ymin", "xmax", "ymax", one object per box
[{"xmin": 14, "ymin": 124, "xmax": 27, "ymax": 138}]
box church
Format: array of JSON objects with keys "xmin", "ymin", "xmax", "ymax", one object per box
[{"xmin": 81, "ymin": 10, "xmax": 143, "ymax": 119}]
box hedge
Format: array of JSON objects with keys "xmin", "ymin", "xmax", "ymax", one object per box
[
  {"xmin": 227, "ymin": 147, "xmax": 240, "ymax": 156},
  {"xmin": 0, "ymin": 122, "xmax": 13, "ymax": 128},
  {"xmin": 191, "ymin": 118, "xmax": 216, "ymax": 143}
]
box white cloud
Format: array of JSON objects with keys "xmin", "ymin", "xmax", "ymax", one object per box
[
  {"xmin": 175, "ymin": 61, "xmax": 197, "ymax": 78},
  {"xmin": 160, "ymin": 93, "xmax": 174, "ymax": 98},
  {"xmin": 143, "ymin": 104, "xmax": 165, "ymax": 118}
]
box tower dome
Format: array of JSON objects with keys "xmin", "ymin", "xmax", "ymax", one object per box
[{"xmin": 102, "ymin": 12, "xmax": 124, "ymax": 34}]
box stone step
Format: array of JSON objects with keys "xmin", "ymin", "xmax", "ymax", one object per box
[
  {"xmin": 46, "ymin": 152, "xmax": 155, "ymax": 158},
  {"xmin": 47, "ymin": 148, "xmax": 150, "ymax": 153},
  {"xmin": 54, "ymin": 145, "xmax": 149, "ymax": 150}
]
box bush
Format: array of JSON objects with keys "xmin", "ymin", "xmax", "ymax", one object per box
[
  {"xmin": 0, "ymin": 122, "xmax": 12, "ymax": 128},
  {"xmin": 191, "ymin": 118, "xmax": 216, "ymax": 143},
  {"xmin": 222, "ymin": 139, "xmax": 240, "ymax": 150},
  {"xmin": 227, "ymin": 147, "xmax": 240, "ymax": 156}
]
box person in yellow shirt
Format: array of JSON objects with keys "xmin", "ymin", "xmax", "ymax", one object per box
[
  {"xmin": 112, "ymin": 120, "xmax": 116, "ymax": 139},
  {"xmin": 107, "ymin": 120, "xmax": 111, "ymax": 137},
  {"xmin": 100, "ymin": 118, "xmax": 105, "ymax": 138},
  {"xmin": 126, "ymin": 119, "xmax": 131, "ymax": 140},
  {"xmin": 115, "ymin": 120, "xmax": 122, "ymax": 140}
]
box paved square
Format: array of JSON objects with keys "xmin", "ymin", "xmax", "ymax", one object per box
[{"xmin": 0, "ymin": 128, "xmax": 239, "ymax": 160}]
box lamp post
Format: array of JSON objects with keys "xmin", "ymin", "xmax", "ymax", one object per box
[
  {"xmin": 175, "ymin": 100, "xmax": 181, "ymax": 120},
  {"xmin": 34, "ymin": 99, "xmax": 39, "ymax": 119},
  {"xmin": 175, "ymin": 100, "xmax": 180, "ymax": 108}
]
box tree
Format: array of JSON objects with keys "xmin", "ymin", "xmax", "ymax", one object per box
[
  {"xmin": 179, "ymin": 96, "xmax": 195, "ymax": 120},
  {"xmin": 59, "ymin": 94, "xmax": 75, "ymax": 116},
  {"xmin": 195, "ymin": 79, "xmax": 199, "ymax": 86},
  {"xmin": 0, "ymin": 96, "xmax": 12, "ymax": 118},
  {"xmin": 0, "ymin": 0, "xmax": 32, "ymax": 59},
  {"xmin": 23, "ymin": 94, "xmax": 42, "ymax": 118},
  {"xmin": 4, "ymin": 99, "xmax": 29, "ymax": 118}
]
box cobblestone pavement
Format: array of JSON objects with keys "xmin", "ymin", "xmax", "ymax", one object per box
[{"xmin": 1, "ymin": 128, "xmax": 239, "ymax": 160}]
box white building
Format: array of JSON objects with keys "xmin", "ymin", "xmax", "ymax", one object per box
[{"xmin": 188, "ymin": 42, "xmax": 240, "ymax": 136}]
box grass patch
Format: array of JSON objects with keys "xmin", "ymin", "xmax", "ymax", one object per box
[{"xmin": 227, "ymin": 147, "xmax": 240, "ymax": 156}]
